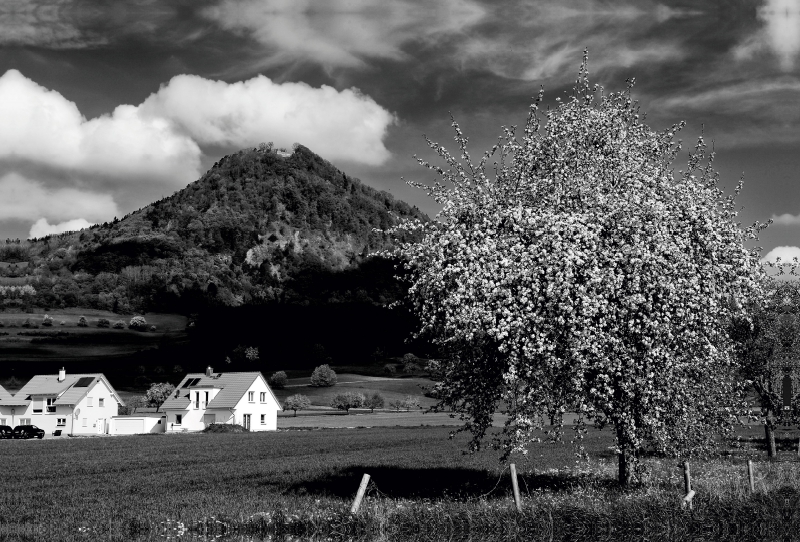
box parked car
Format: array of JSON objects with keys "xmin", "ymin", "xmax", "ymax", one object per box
[
  {"xmin": 0, "ymin": 425, "xmax": 12, "ymax": 439},
  {"xmin": 12, "ymin": 425, "xmax": 44, "ymax": 439}
]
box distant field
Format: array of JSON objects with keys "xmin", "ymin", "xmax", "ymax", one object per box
[{"xmin": 273, "ymin": 373, "xmax": 439, "ymax": 410}]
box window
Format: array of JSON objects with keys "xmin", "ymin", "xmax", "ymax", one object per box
[
  {"xmin": 248, "ymin": 391, "xmax": 254, "ymax": 402},
  {"xmin": 33, "ymin": 399, "xmax": 42, "ymax": 413},
  {"xmin": 175, "ymin": 414, "xmax": 182, "ymax": 425},
  {"xmin": 57, "ymin": 418, "xmax": 66, "ymax": 427},
  {"xmin": 87, "ymin": 397, "xmax": 93, "ymax": 407},
  {"xmin": 20, "ymin": 418, "xmax": 30, "ymax": 425},
  {"xmin": 82, "ymin": 418, "xmax": 87, "ymax": 427},
  {"xmin": 260, "ymin": 414, "xmax": 265, "ymax": 425},
  {"xmin": 98, "ymin": 398, "xmax": 104, "ymax": 408},
  {"xmin": 260, "ymin": 392, "xmax": 266, "ymax": 403},
  {"xmin": 0, "ymin": 418, "xmax": 5, "ymax": 425},
  {"xmin": 195, "ymin": 392, "xmax": 200, "ymax": 409},
  {"xmin": 46, "ymin": 398, "xmax": 57, "ymax": 413}
]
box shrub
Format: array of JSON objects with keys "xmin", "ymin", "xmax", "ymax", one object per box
[
  {"xmin": 113, "ymin": 320, "xmax": 125, "ymax": 329},
  {"xmin": 402, "ymin": 353, "xmax": 420, "ymax": 373},
  {"xmin": 283, "ymin": 394, "xmax": 311, "ymax": 416},
  {"xmin": 77, "ymin": 316, "xmax": 88, "ymax": 327},
  {"xmin": 149, "ymin": 325, "xmax": 157, "ymax": 332},
  {"xmin": 331, "ymin": 392, "xmax": 365, "ymax": 413},
  {"xmin": 310, "ymin": 364, "xmax": 337, "ymax": 387},
  {"xmin": 129, "ymin": 316, "xmax": 148, "ymax": 331},
  {"xmin": 268, "ymin": 371, "xmax": 288, "ymax": 389},
  {"xmin": 384, "ymin": 364, "xmax": 397, "ymax": 376},
  {"xmin": 0, "ymin": 321, "xmax": 4, "ymax": 327},
  {"xmin": 22, "ymin": 318, "xmax": 33, "ymax": 328},
  {"xmin": 41, "ymin": 315, "xmax": 53, "ymax": 327},
  {"xmin": 364, "ymin": 392, "xmax": 385, "ymax": 413},
  {"xmin": 203, "ymin": 423, "xmax": 248, "ymax": 433},
  {"xmin": 97, "ymin": 318, "xmax": 110, "ymax": 328},
  {"xmin": 60, "ymin": 320, "xmax": 65, "ymax": 326}
]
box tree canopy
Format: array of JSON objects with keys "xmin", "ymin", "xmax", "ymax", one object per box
[{"xmin": 385, "ymin": 53, "xmax": 768, "ymax": 485}]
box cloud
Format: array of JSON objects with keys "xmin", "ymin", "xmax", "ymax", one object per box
[
  {"xmin": 139, "ymin": 74, "xmax": 396, "ymax": 165},
  {"xmin": 29, "ymin": 218, "xmax": 93, "ymax": 238},
  {"xmin": 0, "ymin": 69, "xmax": 202, "ymax": 188},
  {"xmin": 202, "ymin": 0, "xmax": 485, "ymax": 70},
  {"xmin": 771, "ymin": 212, "xmax": 800, "ymax": 225},
  {"xmin": 734, "ymin": 0, "xmax": 800, "ymax": 71},
  {"xmin": 0, "ymin": 172, "xmax": 118, "ymax": 225},
  {"xmin": 761, "ymin": 245, "xmax": 800, "ymax": 263}
]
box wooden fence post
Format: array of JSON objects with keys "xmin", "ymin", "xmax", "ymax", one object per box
[
  {"xmin": 510, "ymin": 463, "xmax": 522, "ymax": 512},
  {"xmin": 681, "ymin": 461, "xmax": 695, "ymax": 509},
  {"xmin": 350, "ymin": 473, "xmax": 371, "ymax": 514},
  {"xmin": 747, "ymin": 460, "xmax": 755, "ymax": 494}
]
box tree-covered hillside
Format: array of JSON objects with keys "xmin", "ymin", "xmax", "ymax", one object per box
[{"xmin": 4, "ymin": 144, "xmax": 427, "ymax": 314}]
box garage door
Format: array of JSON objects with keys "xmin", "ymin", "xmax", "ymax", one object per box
[{"xmin": 114, "ymin": 419, "xmax": 144, "ymax": 434}]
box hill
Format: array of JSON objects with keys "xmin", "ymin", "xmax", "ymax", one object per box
[
  {"xmin": 0, "ymin": 145, "xmax": 432, "ymax": 370},
  {"xmin": 4, "ymin": 144, "xmax": 427, "ymax": 314}
]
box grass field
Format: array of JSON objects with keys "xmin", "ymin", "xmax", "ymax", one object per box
[{"xmin": 1, "ymin": 423, "xmax": 798, "ymax": 541}]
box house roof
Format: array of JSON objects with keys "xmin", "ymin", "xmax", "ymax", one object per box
[
  {"xmin": 0, "ymin": 384, "xmax": 25, "ymax": 406},
  {"xmin": 160, "ymin": 372, "xmax": 280, "ymax": 411},
  {"xmin": 14, "ymin": 373, "xmax": 124, "ymax": 406}
]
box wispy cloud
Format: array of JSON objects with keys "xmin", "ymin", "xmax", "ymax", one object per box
[
  {"xmin": 734, "ymin": 0, "xmax": 800, "ymax": 71},
  {"xmin": 201, "ymin": 0, "xmax": 486, "ymax": 71}
]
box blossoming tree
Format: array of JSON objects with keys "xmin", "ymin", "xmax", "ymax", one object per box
[
  {"xmin": 383, "ymin": 54, "xmax": 768, "ymax": 485},
  {"xmin": 730, "ymin": 271, "xmax": 800, "ymax": 458}
]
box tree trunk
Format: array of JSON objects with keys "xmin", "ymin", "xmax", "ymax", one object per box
[
  {"xmin": 765, "ymin": 420, "xmax": 777, "ymax": 458},
  {"xmin": 617, "ymin": 428, "xmax": 634, "ymax": 487}
]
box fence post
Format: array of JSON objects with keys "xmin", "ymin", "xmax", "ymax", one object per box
[
  {"xmin": 681, "ymin": 461, "xmax": 694, "ymax": 510},
  {"xmin": 350, "ymin": 473, "xmax": 371, "ymax": 514},
  {"xmin": 797, "ymin": 437, "xmax": 800, "ymax": 457},
  {"xmin": 747, "ymin": 460, "xmax": 755, "ymax": 493},
  {"xmin": 510, "ymin": 463, "xmax": 522, "ymax": 512}
]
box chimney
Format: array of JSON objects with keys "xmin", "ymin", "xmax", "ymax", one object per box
[
  {"xmin": 58, "ymin": 367, "xmax": 65, "ymax": 382},
  {"xmin": 206, "ymin": 366, "xmax": 213, "ymax": 377}
]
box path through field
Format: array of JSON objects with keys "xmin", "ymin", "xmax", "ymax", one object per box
[{"xmin": 278, "ymin": 410, "xmax": 508, "ymax": 428}]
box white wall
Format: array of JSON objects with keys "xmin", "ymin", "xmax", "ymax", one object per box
[
  {"xmin": 71, "ymin": 379, "xmax": 121, "ymax": 435},
  {"xmin": 230, "ymin": 376, "xmax": 279, "ymax": 431},
  {"xmin": 111, "ymin": 415, "xmax": 166, "ymax": 435}
]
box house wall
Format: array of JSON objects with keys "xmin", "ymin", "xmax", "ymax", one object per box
[
  {"xmin": 110, "ymin": 415, "xmax": 166, "ymax": 435},
  {"xmin": 0, "ymin": 405, "xmax": 23, "ymax": 427},
  {"xmin": 12, "ymin": 402, "xmax": 74, "ymax": 435},
  {"xmin": 70, "ymin": 379, "xmax": 120, "ymax": 435},
  {"xmin": 230, "ymin": 377, "xmax": 279, "ymax": 431}
]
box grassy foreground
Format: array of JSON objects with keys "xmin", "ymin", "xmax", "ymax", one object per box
[{"xmin": 0, "ymin": 425, "xmax": 798, "ymax": 541}]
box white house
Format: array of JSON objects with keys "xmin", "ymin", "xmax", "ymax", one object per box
[
  {"xmin": 160, "ymin": 367, "xmax": 281, "ymax": 432},
  {"xmin": 0, "ymin": 384, "xmax": 26, "ymax": 427},
  {"xmin": 11, "ymin": 368, "xmax": 125, "ymax": 435}
]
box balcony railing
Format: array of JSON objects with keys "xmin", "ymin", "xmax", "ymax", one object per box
[{"xmin": 46, "ymin": 406, "xmax": 56, "ymax": 413}]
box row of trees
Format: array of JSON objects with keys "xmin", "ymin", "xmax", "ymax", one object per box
[{"xmin": 384, "ymin": 53, "xmax": 775, "ymax": 486}]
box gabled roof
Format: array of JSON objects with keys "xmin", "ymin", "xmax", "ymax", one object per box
[
  {"xmin": 161, "ymin": 372, "xmax": 280, "ymax": 411},
  {"xmin": 0, "ymin": 384, "xmax": 25, "ymax": 406},
  {"xmin": 14, "ymin": 374, "xmax": 124, "ymax": 406}
]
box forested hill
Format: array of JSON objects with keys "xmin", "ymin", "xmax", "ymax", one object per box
[{"xmin": 4, "ymin": 145, "xmax": 428, "ymax": 314}]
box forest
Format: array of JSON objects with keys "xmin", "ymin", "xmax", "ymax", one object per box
[{"xmin": 0, "ymin": 145, "xmax": 426, "ymax": 316}]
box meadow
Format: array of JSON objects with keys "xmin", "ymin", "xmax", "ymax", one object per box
[{"xmin": 1, "ymin": 423, "xmax": 799, "ymax": 541}]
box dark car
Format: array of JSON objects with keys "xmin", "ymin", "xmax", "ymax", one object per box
[
  {"xmin": 12, "ymin": 425, "xmax": 44, "ymax": 439},
  {"xmin": 0, "ymin": 425, "xmax": 12, "ymax": 439}
]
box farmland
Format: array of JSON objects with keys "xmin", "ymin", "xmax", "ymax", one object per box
[{"xmin": 0, "ymin": 424, "xmax": 798, "ymax": 541}]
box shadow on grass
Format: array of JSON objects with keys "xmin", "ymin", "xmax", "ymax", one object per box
[{"xmin": 283, "ymin": 466, "xmax": 620, "ymax": 500}]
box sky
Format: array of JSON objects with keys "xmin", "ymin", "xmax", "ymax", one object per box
[{"xmin": 1, "ymin": 0, "xmax": 800, "ymax": 263}]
